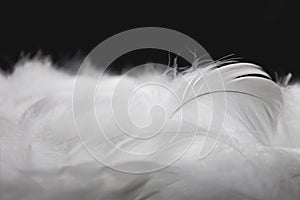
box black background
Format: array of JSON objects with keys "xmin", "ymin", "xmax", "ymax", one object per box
[{"xmin": 0, "ymin": 1, "xmax": 299, "ymax": 80}]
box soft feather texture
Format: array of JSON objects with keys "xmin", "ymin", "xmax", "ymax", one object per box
[{"xmin": 0, "ymin": 58, "xmax": 300, "ymax": 200}]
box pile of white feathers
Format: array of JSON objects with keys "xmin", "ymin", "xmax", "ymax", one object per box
[{"xmin": 0, "ymin": 58, "xmax": 300, "ymax": 200}]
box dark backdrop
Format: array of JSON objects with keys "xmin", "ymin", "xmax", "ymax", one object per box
[{"xmin": 0, "ymin": 1, "xmax": 299, "ymax": 80}]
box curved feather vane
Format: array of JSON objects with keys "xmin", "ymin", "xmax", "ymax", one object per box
[{"xmin": 171, "ymin": 62, "xmax": 282, "ymax": 145}]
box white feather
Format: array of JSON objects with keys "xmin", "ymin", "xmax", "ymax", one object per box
[{"xmin": 0, "ymin": 58, "xmax": 300, "ymax": 200}]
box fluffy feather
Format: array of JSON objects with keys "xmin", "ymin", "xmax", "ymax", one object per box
[{"xmin": 0, "ymin": 58, "xmax": 300, "ymax": 200}]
